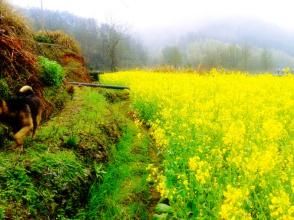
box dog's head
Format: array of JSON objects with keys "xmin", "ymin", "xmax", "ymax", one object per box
[{"xmin": 19, "ymin": 85, "xmax": 34, "ymax": 97}]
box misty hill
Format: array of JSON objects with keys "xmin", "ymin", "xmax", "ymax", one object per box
[
  {"xmin": 186, "ymin": 18, "xmax": 294, "ymax": 56},
  {"xmin": 140, "ymin": 17, "xmax": 294, "ymax": 56},
  {"xmin": 138, "ymin": 18, "xmax": 294, "ymax": 70}
]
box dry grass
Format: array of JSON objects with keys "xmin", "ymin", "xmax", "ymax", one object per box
[
  {"xmin": 0, "ymin": 1, "xmax": 37, "ymax": 87},
  {"xmin": 0, "ymin": 1, "xmax": 53, "ymax": 115}
]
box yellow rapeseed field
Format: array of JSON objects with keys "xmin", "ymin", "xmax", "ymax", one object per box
[{"xmin": 102, "ymin": 69, "xmax": 294, "ymax": 219}]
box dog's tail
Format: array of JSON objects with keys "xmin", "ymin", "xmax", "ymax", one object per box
[{"xmin": 19, "ymin": 85, "xmax": 34, "ymax": 97}]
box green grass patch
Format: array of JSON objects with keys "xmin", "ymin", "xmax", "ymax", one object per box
[
  {"xmin": 0, "ymin": 150, "xmax": 89, "ymax": 219},
  {"xmin": 87, "ymin": 116, "xmax": 152, "ymax": 220}
]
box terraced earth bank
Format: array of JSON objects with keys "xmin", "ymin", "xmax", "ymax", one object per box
[{"xmin": 0, "ymin": 87, "xmax": 158, "ymax": 219}]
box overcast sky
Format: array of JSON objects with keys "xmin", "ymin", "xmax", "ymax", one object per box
[{"xmin": 8, "ymin": 0, "xmax": 294, "ymax": 32}]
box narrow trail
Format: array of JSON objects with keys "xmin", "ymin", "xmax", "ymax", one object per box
[
  {"xmin": 33, "ymin": 87, "xmax": 112, "ymax": 155},
  {"xmin": 86, "ymin": 90, "xmax": 161, "ymax": 220},
  {"xmin": 41, "ymin": 86, "xmax": 161, "ymax": 218}
]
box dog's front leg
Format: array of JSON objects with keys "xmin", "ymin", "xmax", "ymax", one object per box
[{"xmin": 14, "ymin": 125, "xmax": 33, "ymax": 151}]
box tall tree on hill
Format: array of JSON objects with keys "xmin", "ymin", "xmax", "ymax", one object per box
[
  {"xmin": 261, "ymin": 48, "xmax": 273, "ymax": 71},
  {"xmin": 99, "ymin": 23, "xmax": 126, "ymax": 72},
  {"xmin": 240, "ymin": 44, "xmax": 251, "ymax": 70},
  {"xmin": 162, "ymin": 46, "xmax": 182, "ymax": 67}
]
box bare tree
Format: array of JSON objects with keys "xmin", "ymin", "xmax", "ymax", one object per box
[{"xmin": 99, "ymin": 23, "xmax": 127, "ymax": 71}]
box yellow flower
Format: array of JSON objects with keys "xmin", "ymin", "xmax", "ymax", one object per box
[
  {"xmin": 151, "ymin": 126, "xmax": 168, "ymax": 148},
  {"xmin": 245, "ymin": 144, "xmax": 279, "ymax": 176},
  {"xmin": 220, "ymin": 185, "xmax": 251, "ymax": 219},
  {"xmin": 223, "ymin": 120, "xmax": 246, "ymax": 146},
  {"xmin": 188, "ymin": 156, "xmax": 211, "ymax": 184},
  {"xmin": 269, "ymin": 190, "xmax": 293, "ymax": 219},
  {"xmin": 262, "ymin": 119, "xmax": 287, "ymax": 142},
  {"xmin": 156, "ymin": 175, "xmax": 169, "ymax": 198}
]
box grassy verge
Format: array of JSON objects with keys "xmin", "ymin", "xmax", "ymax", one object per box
[{"xmin": 86, "ymin": 101, "xmax": 153, "ymax": 219}]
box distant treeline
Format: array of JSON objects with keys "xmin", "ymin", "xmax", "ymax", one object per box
[
  {"xmin": 23, "ymin": 8, "xmax": 147, "ymax": 71},
  {"xmin": 22, "ymin": 8, "xmax": 294, "ymax": 72},
  {"xmin": 159, "ymin": 39, "xmax": 294, "ymax": 71}
]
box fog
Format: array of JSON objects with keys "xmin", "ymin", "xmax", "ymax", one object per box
[
  {"xmin": 7, "ymin": 0, "xmax": 294, "ymax": 71},
  {"xmin": 9, "ymin": 0, "xmax": 294, "ymax": 32}
]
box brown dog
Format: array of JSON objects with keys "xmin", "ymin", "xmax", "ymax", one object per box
[{"xmin": 0, "ymin": 86, "xmax": 42, "ymax": 150}]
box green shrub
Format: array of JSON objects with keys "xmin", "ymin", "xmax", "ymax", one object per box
[
  {"xmin": 65, "ymin": 135, "xmax": 80, "ymax": 149},
  {"xmin": 33, "ymin": 34, "xmax": 53, "ymax": 44},
  {"xmin": 38, "ymin": 56, "xmax": 65, "ymax": 87},
  {"xmin": 0, "ymin": 79, "xmax": 10, "ymax": 99}
]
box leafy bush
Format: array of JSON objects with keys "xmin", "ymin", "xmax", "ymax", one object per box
[
  {"xmin": 38, "ymin": 56, "xmax": 65, "ymax": 87},
  {"xmin": 65, "ymin": 135, "xmax": 80, "ymax": 149},
  {"xmin": 33, "ymin": 34, "xmax": 53, "ymax": 44},
  {"xmin": 0, "ymin": 79, "xmax": 10, "ymax": 99}
]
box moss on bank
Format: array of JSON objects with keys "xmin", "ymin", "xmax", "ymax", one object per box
[{"xmin": 0, "ymin": 88, "xmax": 122, "ymax": 219}]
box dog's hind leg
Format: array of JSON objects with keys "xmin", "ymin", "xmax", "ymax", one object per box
[
  {"xmin": 32, "ymin": 119, "xmax": 37, "ymax": 138},
  {"xmin": 32, "ymin": 109, "xmax": 42, "ymax": 138}
]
